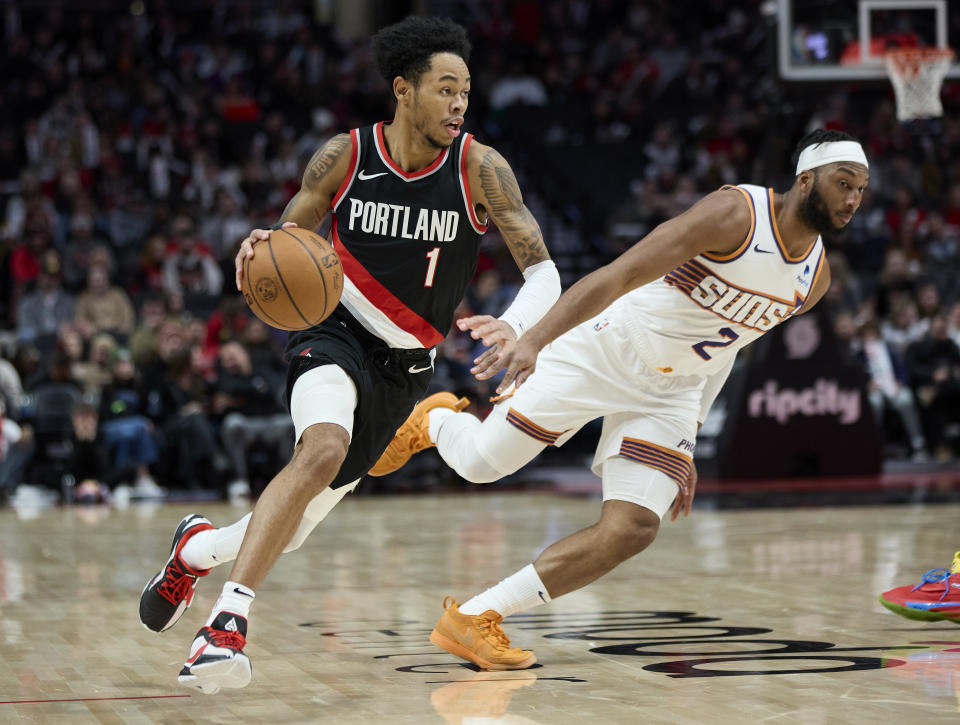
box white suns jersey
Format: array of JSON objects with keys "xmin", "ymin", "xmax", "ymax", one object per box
[{"xmin": 613, "ymin": 184, "xmax": 825, "ymax": 377}]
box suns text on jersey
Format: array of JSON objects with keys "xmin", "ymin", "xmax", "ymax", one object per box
[
  {"xmin": 346, "ymin": 199, "xmax": 460, "ymax": 243},
  {"xmin": 685, "ymin": 274, "xmax": 794, "ymax": 331}
]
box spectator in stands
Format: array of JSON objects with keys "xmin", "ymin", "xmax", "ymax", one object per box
[
  {"xmin": 856, "ymin": 319, "xmax": 928, "ymax": 459},
  {"xmin": 61, "ymin": 213, "xmax": 110, "ymax": 291},
  {"xmin": 151, "ymin": 345, "xmax": 221, "ymax": 491},
  {"xmin": 198, "ymin": 189, "xmax": 251, "ymax": 263},
  {"xmin": 874, "ymin": 246, "xmax": 917, "ymax": 319},
  {"xmin": 882, "ymin": 298, "xmax": 928, "ymax": 358},
  {"xmin": 214, "ymin": 341, "xmax": 292, "ymax": 500},
  {"xmin": 129, "ymin": 293, "xmax": 167, "ymax": 368},
  {"xmin": 465, "ymin": 269, "xmax": 516, "ymax": 320},
  {"xmin": 68, "ymin": 401, "xmax": 110, "ymax": 504},
  {"xmin": 915, "ymin": 279, "xmax": 943, "ymax": 323},
  {"xmin": 74, "ymin": 265, "xmax": 136, "ymax": 341},
  {"xmin": 0, "ymin": 396, "xmax": 33, "ymax": 497},
  {"xmin": 72, "ymin": 331, "xmax": 116, "ymax": 397},
  {"xmin": 162, "ymin": 215, "xmax": 223, "ymax": 311},
  {"xmin": 106, "ymin": 191, "xmax": 154, "ymax": 269},
  {"xmin": 948, "ymin": 300, "xmax": 960, "ymax": 351},
  {"xmin": 97, "ymin": 348, "xmax": 163, "ymax": 497},
  {"xmin": 0, "ymin": 357, "xmax": 24, "ymax": 419},
  {"xmin": 132, "ymin": 235, "xmax": 169, "ymax": 299},
  {"xmin": 16, "ymin": 250, "xmax": 74, "ymax": 349},
  {"xmin": 905, "ymin": 314, "xmax": 960, "ymax": 460}
]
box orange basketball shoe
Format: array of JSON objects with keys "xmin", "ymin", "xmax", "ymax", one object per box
[
  {"xmin": 368, "ymin": 393, "xmax": 469, "ymax": 476},
  {"xmin": 429, "ymin": 597, "xmax": 537, "ymax": 670},
  {"xmin": 879, "ymin": 551, "xmax": 960, "ymax": 623}
]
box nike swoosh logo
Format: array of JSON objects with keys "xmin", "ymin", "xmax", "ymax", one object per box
[
  {"xmin": 358, "ymin": 170, "xmax": 388, "ymax": 180},
  {"xmin": 408, "ymin": 364, "xmax": 433, "ymax": 374},
  {"xmin": 538, "ymin": 590, "xmax": 547, "ymax": 603},
  {"xmin": 754, "ymin": 245, "xmax": 774, "ymax": 254},
  {"xmin": 455, "ymin": 625, "xmax": 476, "ymax": 648}
]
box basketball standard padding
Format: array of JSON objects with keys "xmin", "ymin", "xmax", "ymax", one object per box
[{"xmin": 242, "ymin": 226, "xmax": 344, "ymax": 331}]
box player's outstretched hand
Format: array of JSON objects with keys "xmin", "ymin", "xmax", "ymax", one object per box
[
  {"xmin": 458, "ymin": 315, "xmax": 518, "ymax": 379},
  {"xmin": 234, "ymin": 221, "xmax": 298, "ymax": 291},
  {"xmin": 495, "ymin": 336, "xmax": 539, "ymax": 394},
  {"xmin": 670, "ymin": 462, "xmax": 698, "ymax": 521}
]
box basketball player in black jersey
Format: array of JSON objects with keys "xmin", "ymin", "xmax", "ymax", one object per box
[{"xmin": 137, "ymin": 16, "xmax": 561, "ymax": 694}]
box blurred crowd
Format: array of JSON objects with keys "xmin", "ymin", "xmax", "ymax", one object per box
[{"xmin": 1, "ymin": 0, "xmax": 960, "ymax": 506}]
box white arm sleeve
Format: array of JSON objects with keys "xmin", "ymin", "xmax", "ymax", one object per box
[
  {"xmin": 698, "ymin": 354, "xmax": 736, "ymax": 424},
  {"xmin": 497, "ymin": 259, "xmax": 561, "ymax": 338}
]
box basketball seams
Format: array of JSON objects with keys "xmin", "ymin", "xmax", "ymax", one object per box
[
  {"xmin": 266, "ymin": 235, "xmax": 312, "ymax": 328},
  {"xmin": 280, "ymin": 227, "xmax": 330, "ymax": 324},
  {"xmin": 243, "ymin": 253, "xmax": 289, "ymax": 329}
]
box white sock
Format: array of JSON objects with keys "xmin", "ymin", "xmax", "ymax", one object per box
[
  {"xmin": 206, "ymin": 580, "xmax": 255, "ymax": 625},
  {"xmin": 180, "ymin": 484, "xmax": 358, "ymax": 571},
  {"xmin": 181, "ymin": 514, "xmax": 252, "ymax": 571},
  {"xmin": 460, "ymin": 564, "xmax": 552, "ymax": 617},
  {"xmin": 428, "ymin": 407, "xmax": 456, "ymax": 442}
]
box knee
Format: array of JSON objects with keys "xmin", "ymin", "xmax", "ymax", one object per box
[
  {"xmin": 289, "ymin": 425, "xmax": 349, "ymax": 487},
  {"xmin": 598, "ymin": 501, "xmax": 660, "ymax": 557},
  {"xmin": 222, "ymin": 413, "xmax": 245, "ymax": 438},
  {"xmin": 458, "ymin": 455, "xmax": 502, "ymax": 483}
]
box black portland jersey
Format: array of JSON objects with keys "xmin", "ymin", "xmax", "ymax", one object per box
[{"xmin": 329, "ymin": 121, "xmax": 487, "ymax": 348}]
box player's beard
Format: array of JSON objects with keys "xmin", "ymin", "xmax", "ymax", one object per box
[{"xmin": 800, "ymin": 178, "xmax": 844, "ymax": 235}]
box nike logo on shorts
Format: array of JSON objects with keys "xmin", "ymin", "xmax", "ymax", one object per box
[
  {"xmin": 358, "ymin": 170, "xmax": 388, "ymax": 180},
  {"xmin": 408, "ymin": 364, "xmax": 432, "ymax": 374}
]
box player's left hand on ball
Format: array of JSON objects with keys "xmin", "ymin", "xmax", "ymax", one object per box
[
  {"xmin": 670, "ymin": 462, "xmax": 698, "ymax": 522},
  {"xmin": 235, "ymin": 222, "xmax": 298, "ymax": 291}
]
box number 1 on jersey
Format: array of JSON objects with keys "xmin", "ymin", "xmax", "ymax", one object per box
[{"xmin": 424, "ymin": 247, "xmax": 440, "ymax": 287}]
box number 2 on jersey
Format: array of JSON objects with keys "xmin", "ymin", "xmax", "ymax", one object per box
[
  {"xmin": 692, "ymin": 327, "xmax": 739, "ymax": 360},
  {"xmin": 424, "ymin": 247, "xmax": 440, "ymax": 287}
]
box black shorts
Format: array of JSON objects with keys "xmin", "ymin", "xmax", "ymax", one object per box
[{"xmin": 284, "ymin": 306, "xmax": 432, "ymax": 489}]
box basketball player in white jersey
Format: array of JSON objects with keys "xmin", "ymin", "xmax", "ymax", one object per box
[
  {"xmin": 372, "ymin": 129, "xmax": 870, "ymax": 669},
  {"xmin": 137, "ymin": 16, "xmax": 561, "ymax": 693}
]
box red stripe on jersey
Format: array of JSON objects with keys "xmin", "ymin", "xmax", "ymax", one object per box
[
  {"xmin": 331, "ymin": 218, "xmax": 444, "ymax": 347},
  {"xmin": 375, "ymin": 122, "xmax": 448, "ymax": 180},
  {"xmin": 460, "ymin": 134, "xmax": 488, "ymax": 233},
  {"xmin": 332, "ymin": 129, "xmax": 360, "ymax": 210}
]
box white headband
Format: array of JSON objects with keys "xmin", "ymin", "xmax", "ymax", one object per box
[{"xmin": 795, "ymin": 140, "xmax": 869, "ymax": 175}]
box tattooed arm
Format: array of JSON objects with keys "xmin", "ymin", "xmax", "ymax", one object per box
[
  {"xmin": 234, "ymin": 133, "xmax": 353, "ymax": 290},
  {"xmin": 467, "ymin": 142, "xmax": 551, "ymax": 270},
  {"xmin": 461, "ymin": 142, "xmax": 560, "ymax": 375}
]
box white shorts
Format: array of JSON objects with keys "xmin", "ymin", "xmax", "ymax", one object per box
[
  {"xmin": 290, "ymin": 365, "xmax": 357, "ymax": 445},
  {"xmin": 479, "ymin": 309, "xmax": 702, "ymax": 502}
]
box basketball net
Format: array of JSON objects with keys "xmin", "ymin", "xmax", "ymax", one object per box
[{"xmin": 884, "ymin": 47, "xmax": 954, "ymax": 121}]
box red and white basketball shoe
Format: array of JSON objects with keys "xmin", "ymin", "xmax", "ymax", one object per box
[
  {"xmin": 139, "ymin": 514, "xmax": 213, "ymax": 632},
  {"xmin": 178, "ymin": 611, "xmax": 251, "ymax": 694}
]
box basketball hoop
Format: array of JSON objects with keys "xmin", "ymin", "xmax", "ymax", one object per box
[{"xmin": 884, "ymin": 47, "xmax": 954, "ymax": 121}]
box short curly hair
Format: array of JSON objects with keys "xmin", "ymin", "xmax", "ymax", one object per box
[{"xmin": 372, "ymin": 16, "xmax": 471, "ymax": 87}]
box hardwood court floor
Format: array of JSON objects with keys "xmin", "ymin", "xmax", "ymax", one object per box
[{"xmin": 1, "ymin": 493, "xmax": 959, "ymax": 724}]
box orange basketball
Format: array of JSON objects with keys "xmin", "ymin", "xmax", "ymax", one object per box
[{"xmin": 241, "ymin": 226, "xmax": 343, "ymax": 331}]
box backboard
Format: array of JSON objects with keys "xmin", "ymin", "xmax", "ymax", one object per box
[{"xmin": 778, "ymin": 0, "xmax": 960, "ymax": 81}]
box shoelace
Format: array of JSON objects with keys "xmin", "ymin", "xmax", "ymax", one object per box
[
  {"xmin": 399, "ymin": 421, "xmax": 431, "ymax": 456},
  {"xmin": 157, "ymin": 562, "xmax": 195, "ymax": 605},
  {"xmin": 205, "ymin": 627, "xmax": 247, "ymax": 650},
  {"xmin": 912, "ymin": 568, "xmax": 956, "ymax": 602},
  {"xmin": 476, "ymin": 614, "xmax": 513, "ymax": 651}
]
